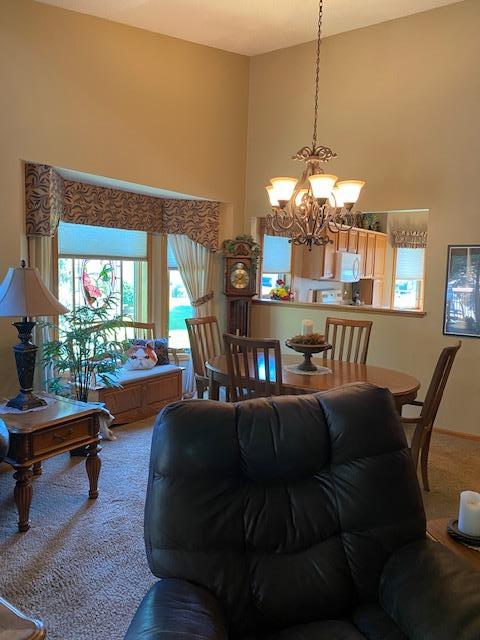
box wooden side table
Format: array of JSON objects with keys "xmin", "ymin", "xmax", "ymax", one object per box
[
  {"xmin": 2, "ymin": 396, "xmax": 103, "ymax": 532},
  {"xmin": 427, "ymin": 518, "xmax": 480, "ymax": 571}
]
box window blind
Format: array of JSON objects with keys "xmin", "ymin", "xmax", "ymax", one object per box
[
  {"xmin": 395, "ymin": 247, "xmax": 425, "ymax": 280},
  {"xmin": 263, "ymin": 235, "xmax": 292, "ymax": 273},
  {"xmin": 58, "ymin": 222, "xmax": 147, "ymax": 259}
]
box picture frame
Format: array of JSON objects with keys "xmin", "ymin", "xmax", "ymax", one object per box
[{"xmin": 443, "ymin": 244, "xmax": 480, "ymax": 338}]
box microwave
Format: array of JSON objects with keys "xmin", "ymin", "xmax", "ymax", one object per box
[{"xmin": 335, "ymin": 251, "xmax": 361, "ymax": 282}]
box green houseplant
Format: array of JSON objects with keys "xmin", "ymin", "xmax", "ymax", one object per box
[{"xmin": 41, "ymin": 295, "xmax": 128, "ymax": 404}]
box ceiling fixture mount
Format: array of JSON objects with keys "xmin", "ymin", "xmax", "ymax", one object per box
[{"xmin": 265, "ymin": 0, "xmax": 365, "ymax": 250}]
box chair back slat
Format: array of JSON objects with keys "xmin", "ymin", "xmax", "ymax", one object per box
[
  {"xmin": 324, "ymin": 317, "xmax": 373, "ymax": 364},
  {"xmin": 224, "ymin": 334, "xmax": 282, "ymax": 402},
  {"xmin": 186, "ymin": 316, "xmax": 222, "ymax": 379}
]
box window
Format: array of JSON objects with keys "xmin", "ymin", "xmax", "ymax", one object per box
[
  {"xmin": 393, "ymin": 247, "xmax": 425, "ymax": 310},
  {"xmin": 58, "ymin": 222, "xmax": 148, "ymax": 323},
  {"xmin": 168, "ymin": 238, "xmax": 192, "ymax": 348},
  {"xmin": 261, "ymin": 235, "xmax": 292, "ymax": 297}
]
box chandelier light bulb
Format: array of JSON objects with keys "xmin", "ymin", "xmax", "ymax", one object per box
[
  {"xmin": 295, "ymin": 188, "xmax": 309, "ymax": 206},
  {"xmin": 308, "ymin": 174, "xmax": 338, "ymax": 200},
  {"xmin": 270, "ymin": 177, "xmax": 298, "ymax": 203},
  {"xmin": 336, "ymin": 180, "xmax": 365, "ymax": 204},
  {"xmin": 266, "ymin": 185, "xmax": 279, "ymax": 207}
]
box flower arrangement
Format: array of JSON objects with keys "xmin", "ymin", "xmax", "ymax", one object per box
[{"xmin": 269, "ymin": 279, "xmax": 294, "ymax": 301}]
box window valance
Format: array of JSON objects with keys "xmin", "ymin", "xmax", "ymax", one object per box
[
  {"xmin": 392, "ymin": 229, "xmax": 427, "ymax": 249},
  {"xmin": 258, "ymin": 216, "xmax": 292, "ymax": 238},
  {"xmin": 25, "ymin": 163, "xmax": 219, "ymax": 251}
]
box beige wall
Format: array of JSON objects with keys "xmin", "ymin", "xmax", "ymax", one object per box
[
  {"xmin": 0, "ymin": 0, "xmax": 249, "ymax": 394},
  {"xmin": 246, "ymin": 0, "xmax": 480, "ymax": 434}
]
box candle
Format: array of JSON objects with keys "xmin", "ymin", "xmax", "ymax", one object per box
[
  {"xmin": 302, "ymin": 319, "xmax": 313, "ymax": 336},
  {"xmin": 458, "ymin": 491, "xmax": 480, "ymax": 537}
]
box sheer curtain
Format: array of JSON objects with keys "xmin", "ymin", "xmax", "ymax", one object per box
[
  {"xmin": 169, "ymin": 235, "xmax": 215, "ymax": 317},
  {"xmin": 169, "ymin": 235, "xmax": 215, "ymax": 398},
  {"xmin": 27, "ymin": 235, "xmax": 57, "ymax": 391}
]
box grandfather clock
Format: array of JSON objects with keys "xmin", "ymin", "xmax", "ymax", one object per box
[{"xmin": 223, "ymin": 237, "xmax": 258, "ymax": 336}]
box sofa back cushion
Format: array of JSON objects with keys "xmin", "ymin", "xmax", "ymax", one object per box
[{"xmin": 144, "ymin": 384, "xmax": 425, "ymax": 637}]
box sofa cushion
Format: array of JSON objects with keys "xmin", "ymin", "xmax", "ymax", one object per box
[
  {"xmin": 352, "ymin": 604, "xmax": 407, "ymax": 639},
  {"xmin": 263, "ymin": 619, "xmax": 367, "ymax": 640}
]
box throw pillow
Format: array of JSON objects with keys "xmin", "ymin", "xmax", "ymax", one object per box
[
  {"xmin": 124, "ymin": 344, "xmax": 158, "ymax": 371},
  {"xmin": 132, "ymin": 337, "xmax": 169, "ymax": 366}
]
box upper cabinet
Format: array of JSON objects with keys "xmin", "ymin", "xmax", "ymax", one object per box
[{"xmin": 296, "ymin": 227, "xmax": 387, "ymax": 281}]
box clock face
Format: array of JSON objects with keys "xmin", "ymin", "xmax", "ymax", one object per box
[{"xmin": 230, "ymin": 262, "xmax": 250, "ymax": 289}]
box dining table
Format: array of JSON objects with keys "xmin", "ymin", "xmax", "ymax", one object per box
[{"xmin": 205, "ymin": 353, "xmax": 420, "ymax": 411}]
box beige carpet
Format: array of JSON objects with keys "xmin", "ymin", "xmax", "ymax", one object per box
[{"xmin": 0, "ymin": 418, "xmax": 479, "ymax": 640}]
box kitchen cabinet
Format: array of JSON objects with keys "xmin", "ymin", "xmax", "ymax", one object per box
[
  {"xmin": 338, "ymin": 229, "xmax": 349, "ymax": 252},
  {"xmin": 364, "ymin": 233, "xmax": 375, "ymax": 278},
  {"xmin": 357, "ymin": 231, "xmax": 367, "ymax": 277},
  {"xmin": 374, "ymin": 234, "xmax": 387, "ymax": 277},
  {"xmin": 347, "ymin": 229, "xmax": 358, "ymax": 253},
  {"xmin": 297, "ymin": 229, "xmax": 338, "ymax": 279}
]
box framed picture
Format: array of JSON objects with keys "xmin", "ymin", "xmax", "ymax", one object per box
[{"xmin": 443, "ymin": 244, "xmax": 480, "ymax": 337}]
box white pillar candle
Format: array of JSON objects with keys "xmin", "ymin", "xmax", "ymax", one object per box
[
  {"xmin": 302, "ymin": 319, "xmax": 313, "ymax": 336},
  {"xmin": 458, "ymin": 491, "xmax": 480, "ymax": 537}
]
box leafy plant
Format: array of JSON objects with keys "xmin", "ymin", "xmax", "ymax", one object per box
[{"xmin": 41, "ymin": 295, "xmax": 129, "ymax": 403}]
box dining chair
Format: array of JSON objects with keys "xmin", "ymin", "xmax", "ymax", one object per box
[
  {"xmin": 185, "ymin": 316, "xmax": 222, "ymax": 398},
  {"xmin": 223, "ymin": 333, "xmax": 283, "ymax": 402},
  {"xmin": 401, "ymin": 341, "xmax": 461, "ymax": 491},
  {"xmin": 324, "ymin": 317, "xmax": 373, "ymax": 364}
]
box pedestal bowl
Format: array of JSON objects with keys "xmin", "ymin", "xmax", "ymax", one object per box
[{"xmin": 285, "ymin": 337, "xmax": 332, "ymax": 372}]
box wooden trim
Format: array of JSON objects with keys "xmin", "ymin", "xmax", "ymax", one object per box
[
  {"xmin": 253, "ymin": 298, "xmax": 426, "ymax": 318},
  {"xmin": 434, "ymin": 427, "xmax": 480, "ymax": 442},
  {"xmin": 147, "ymin": 232, "xmax": 153, "ymax": 323}
]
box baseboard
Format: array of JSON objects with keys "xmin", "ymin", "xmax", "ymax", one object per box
[{"xmin": 434, "ymin": 427, "xmax": 480, "ymax": 442}]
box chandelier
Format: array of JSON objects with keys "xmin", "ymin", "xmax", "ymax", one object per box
[{"xmin": 265, "ymin": 0, "xmax": 365, "ymax": 250}]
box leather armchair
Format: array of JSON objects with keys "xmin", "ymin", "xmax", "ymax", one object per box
[{"xmin": 126, "ymin": 383, "xmax": 480, "ymax": 640}]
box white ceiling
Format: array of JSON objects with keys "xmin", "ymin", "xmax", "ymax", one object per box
[{"xmin": 35, "ymin": 0, "xmax": 461, "ymax": 56}]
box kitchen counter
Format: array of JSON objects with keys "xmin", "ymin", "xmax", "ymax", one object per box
[{"xmin": 253, "ymin": 298, "xmax": 426, "ymax": 318}]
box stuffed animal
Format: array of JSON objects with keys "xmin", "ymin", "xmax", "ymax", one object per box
[{"xmin": 124, "ymin": 343, "xmax": 158, "ymax": 370}]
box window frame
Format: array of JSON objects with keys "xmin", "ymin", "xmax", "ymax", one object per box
[
  {"xmin": 258, "ymin": 231, "xmax": 295, "ymax": 298},
  {"xmin": 56, "ymin": 227, "xmax": 153, "ymax": 322},
  {"xmin": 391, "ymin": 246, "xmax": 425, "ymax": 311}
]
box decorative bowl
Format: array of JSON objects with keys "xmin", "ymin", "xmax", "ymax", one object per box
[{"xmin": 285, "ymin": 338, "xmax": 332, "ymax": 372}]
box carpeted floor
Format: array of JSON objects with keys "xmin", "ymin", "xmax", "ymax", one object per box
[{"xmin": 0, "ymin": 417, "xmax": 479, "ymax": 640}]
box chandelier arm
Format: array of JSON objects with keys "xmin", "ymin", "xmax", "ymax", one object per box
[{"xmin": 312, "ymin": 0, "xmax": 323, "ymax": 150}]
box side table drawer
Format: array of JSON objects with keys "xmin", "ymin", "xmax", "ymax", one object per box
[{"xmin": 32, "ymin": 418, "xmax": 93, "ymax": 456}]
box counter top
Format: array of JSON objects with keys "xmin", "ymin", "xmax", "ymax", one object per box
[{"xmin": 253, "ymin": 298, "xmax": 426, "ymax": 318}]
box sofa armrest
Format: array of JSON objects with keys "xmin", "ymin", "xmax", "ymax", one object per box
[
  {"xmin": 124, "ymin": 579, "xmax": 228, "ymax": 640},
  {"xmin": 380, "ymin": 539, "xmax": 480, "ymax": 640}
]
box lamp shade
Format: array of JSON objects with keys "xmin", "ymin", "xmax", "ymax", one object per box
[
  {"xmin": 266, "ymin": 185, "xmax": 279, "ymax": 206},
  {"xmin": 270, "ymin": 177, "xmax": 298, "ymax": 202},
  {"xmin": 0, "ymin": 264, "xmax": 68, "ymax": 317},
  {"xmin": 308, "ymin": 174, "xmax": 338, "ymax": 199},
  {"xmin": 336, "ymin": 180, "xmax": 365, "ymax": 204}
]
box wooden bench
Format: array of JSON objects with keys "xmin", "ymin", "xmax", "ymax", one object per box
[{"xmin": 89, "ymin": 321, "xmax": 184, "ymax": 424}]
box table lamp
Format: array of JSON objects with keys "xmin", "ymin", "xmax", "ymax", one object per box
[{"xmin": 0, "ymin": 260, "xmax": 68, "ymax": 410}]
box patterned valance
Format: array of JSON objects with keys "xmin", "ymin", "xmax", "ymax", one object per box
[
  {"xmin": 25, "ymin": 162, "xmax": 219, "ymax": 251},
  {"xmin": 392, "ymin": 229, "xmax": 428, "ymax": 249},
  {"xmin": 258, "ymin": 216, "xmax": 292, "ymax": 239}
]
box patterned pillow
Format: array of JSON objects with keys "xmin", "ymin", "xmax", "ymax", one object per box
[
  {"xmin": 131, "ymin": 337, "xmax": 170, "ymax": 366},
  {"xmin": 124, "ymin": 344, "xmax": 158, "ymax": 371}
]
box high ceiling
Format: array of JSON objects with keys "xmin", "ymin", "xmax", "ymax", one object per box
[{"xmin": 35, "ymin": 0, "xmax": 461, "ymax": 56}]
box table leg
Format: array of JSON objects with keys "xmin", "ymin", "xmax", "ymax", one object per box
[
  {"xmin": 13, "ymin": 467, "xmax": 32, "ymax": 532},
  {"xmin": 32, "ymin": 462, "xmax": 42, "ymax": 476},
  {"xmin": 208, "ymin": 369, "xmax": 220, "ymax": 401},
  {"xmin": 86, "ymin": 443, "xmax": 101, "ymax": 499}
]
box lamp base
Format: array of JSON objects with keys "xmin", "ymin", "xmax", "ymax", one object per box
[{"xmin": 6, "ymin": 390, "xmax": 47, "ymax": 411}]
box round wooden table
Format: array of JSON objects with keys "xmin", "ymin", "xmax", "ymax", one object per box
[{"xmin": 205, "ymin": 353, "xmax": 420, "ymax": 411}]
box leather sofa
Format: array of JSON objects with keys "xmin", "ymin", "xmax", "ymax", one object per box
[{"xmin": 125, "ymin": 383, "xmax": 480, "ymax": 640}]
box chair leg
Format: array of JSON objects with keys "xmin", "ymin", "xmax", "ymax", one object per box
[{"xmin": 420, "ymin": 429, "xmax": 433, "ymax": 492}]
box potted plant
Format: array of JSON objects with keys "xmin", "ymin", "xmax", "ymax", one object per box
[{"xmin": 41, "ymin": 295, "xmax": 128, "ymax": 453}]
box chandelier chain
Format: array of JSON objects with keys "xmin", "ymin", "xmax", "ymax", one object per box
[{"xmin": 312, "ymin": 0, "xmax": 323, "ymax": 150}]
